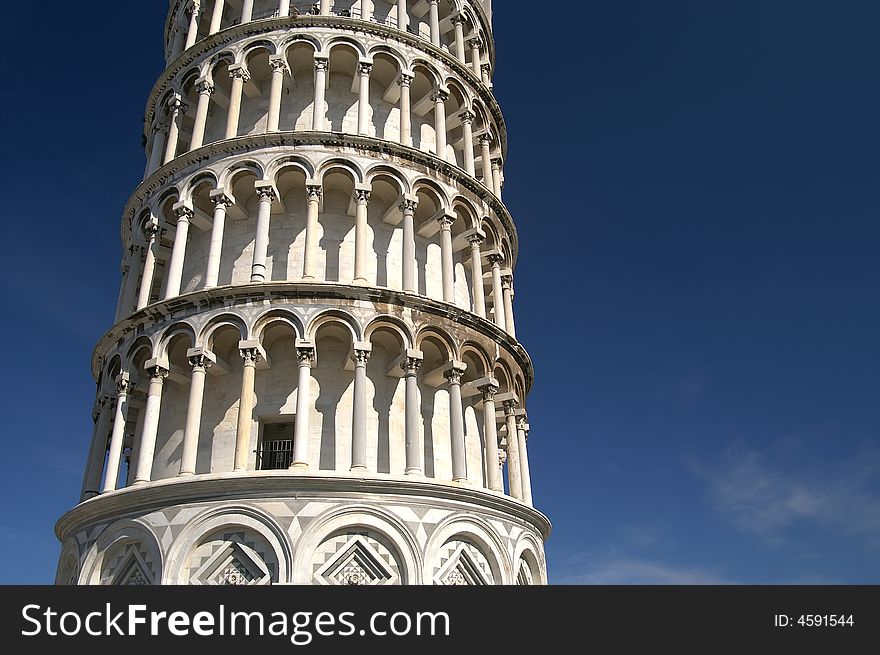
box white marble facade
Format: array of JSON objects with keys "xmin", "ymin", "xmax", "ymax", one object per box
[{"xmin": 57, "ymin": 0, "xmax": 548, "ymax": 586}]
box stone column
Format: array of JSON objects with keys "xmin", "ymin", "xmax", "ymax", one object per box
[
  {"xmin": 403, "ymin": 352, "xmax": 423, "ymax": 475},
  {"xmin": 479, "ymin": 133, "xmax": 493, "ymax": 187},
  {"xmin": 350, "ymin": 343, "xmax": 372, "ymax": 472},
  {"xmin": 251, "ymin": 182, "xmax": 277, "ymax": 283},
  {"xmin": 399, "ymin": 195, "xmax": 418, "ymax": 292},
  {"xmin": 491, "ymin": 158, "xmax": 502, "ymax": 196},
  {"xmin": 146, "ymin": 122, "xmax": 167, "ymax": 177},
  {"xmin": 208, "ymin": 0, "xmax": 225, "ymax": 34},
  {"xmin": 353, "ymin": 186, "xmax": 371, "ymax": 285},
  {"xmin": 279, "ymin": 0, "xmax": 290, "ymax": 17},
  {"xmin": 170, "ymin": 27, "xmax": 186, "ymax": 60},
  {"xmin": 452, "ymin": 15, "xmax": 466, "ymax": 61},
  {"xmin": 312, "ymin": 56, "xmax": 329, "ymax": 130},
  {"xmin": 397, "ymin": 0, "xmax": 408, "ymax": 30},
  {"xmin": 234, "ymin": 346, "xmax": 260, "ymax": 472},
  {"xmin": 459, "ymin": 109, "xmax": 476, "ymax": 175},
  {"xmin": 479, "ymin": 382, "xmax": 502, "ymax": 491},
  {"xmin": 116, "ymin": 247, "xmax": 140, "ymax": 321},
  {"xmin": 438, "ymin": 213, "xmax": 455, "ymax": 303},
  {"xmin": 189, "ymin": 78, "xmax": 214, "ymax": 149},
  {"xmin": 225, "ymin": 65, "xmax": 250, "ymax": 139},
  {"xmin": 319, "ymin": 0, "xmax": 330, "ymax": 15},
  {"xmin": 432, "ymin": 89, "xmax": 448, "ymax": 160},
  {"xmin": 398, "ymin": 72, "xmax": 413, "ymax": 146},
  {"xmin": 467, "ymin": 233, "xmax": 486, "ymax": 318},
  {"xmin": 179, "ymin": 349, "xmax": 214, "ymax": 476},
  {"xmin": 428, "ymin": 0, "xmax": 440, "ymax": 46},
  {"xmin": 489, "ymin": 253, "xmax": 506, "ymax": 331},
  {"xmin": 163, "ymin": 95, "xmax": 187, "ymax": 165},
  {"xmin": 184, "ymin": 1, "xmax": 201, "ymax": 49},
  {"xmin": 205, "ymin": 189, "xmax": 234, "ymax": 287},
  {"xmin": 136, "ymin": 223, "xmax": 160, "ymax": 310},
  {"xmin": 302, "ymin": 183, "xmax": 322, "ymax": 280},
  {"xmin": 445, "ymin": 362, "xmax": 468, "ymax": 482},
  {"xmin": 357, "ymin": 61, "xmax": 373, "ymax": 135},
  {"xmin": 291, "ymin": 343, "xmax": 316, "ymax": 468},
  {"xmin": 481, "ymin": 63, "xmax": 492, "ymax": 87},
  {"xmin": 503, "ymin": 399, "xmax": 523, "ymax": 499},
  {"xmin": 502, "ymin": 274, "xmax": 516, "ymax": 338},
  {"xmin": 267, "ymin": 57, "xmax": 289, "ymax": 132},
  {"xmin": 517, "ymin": 417, "xmax": 533, "ymax": 505},
  {"xmin": 164, "ymin": 202, "xmax": 193, "ymax": 299},
  {"xmin": 241, "ymin": 0, "xmax": 254, "ymax": 22},
  {"xmin": 468, "ymin": 36, "xmax": 482, "ymax": 78},
  {"xmin": 81, "ymin": 396, "xmax": 113, "ymax": 501},
  {"xmin": 102, "ymin": 374, "xmax": 130, "ymax": 493},
  {"xmin": 133, "ymin": 363, "xmax": 169, "ymax": 485}
]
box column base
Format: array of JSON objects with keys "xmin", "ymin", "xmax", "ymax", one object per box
[
  {"xmin": 289, "ymin": 461, "xmax": 309, "ymax": 470},
  {"xmin": 301, "ymin": 275, "xmax": 316, "ymax": 281},
  {"xmin": 349, "ymin": 465, "xmax": 368, "ymax": 473},
  {"xmin": 352, "ymin": 277, "xmax": 368, "ymax": 286},
  {"xmin": 177, "ymin": 472, "xmax": 196, "ymax": 478},
  {"xmin": 404, "ymin": 468, "xmax": 424, "ymax": 477}
]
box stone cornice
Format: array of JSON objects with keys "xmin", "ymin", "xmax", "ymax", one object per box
[
  {"xmin": 148, "ymin": 15, "xmax": 505, "ymax": 159},
  {"xmin": 90, "ymin": 281, "xmax": 535, "ymax": 390},
  {"xmin": 121, "ymin": 131, "xmax": 519, "ymax": 263},
  {"xmin": 56, "ymin": 472, "xmax": 551, "ymax": 541}
]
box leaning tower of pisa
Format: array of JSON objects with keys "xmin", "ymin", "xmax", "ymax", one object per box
[{"xmin": 56, "ymin": 0, "xmax": 547, "ymax": 586}]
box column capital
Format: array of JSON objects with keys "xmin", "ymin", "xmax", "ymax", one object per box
[
  {"xmin": 314, "ymin": 55, "xmax": 329, "ymax": 71},
  {"xmin": 306, "ymin": 183, "xmax": 323, "ymax": 201},
  {"xmin": 431, "ymin": 88, "xmax": 450, "ymax": 103},
  {"xmin": 458, "ymin": 109, "xmax": 476, "ymax": 124},
  {"xmin": 491, "ymin": 157, "xmax": 503, "ymax": 169},
  {"xmin": 354, "ymin": 184, "xmax": 372, "ymax": 204},
  {"xmin": 451, "ymin": 13, "xmax": 465, "ymax": 25},
  {"xmin": 351, "ymin": 341, "xmax": 372, "ymax": 365},
  {"xmin": 238, "ymin": 339, "xmax": 266, "ymax": 364},
  {"xmin": 398, "ymin": 194, "xmax": 419, "ymax": 214},
  {"xmin": 210, "ymin": 187, "xmax": 236, "ymax": 208},
  {"xmin": 172, "ymin": 200, "xmax": 195, "ymax": 222},
  {"xmin": 498, "ymin": 392, "xmax": 520, "ymax": 414},
  {"xmin": 403, "ymin": 357, "xmax": 423, "ymax": 375},
  {"xmin": 254, "ymin": 180, "xmax": 278, "ymax": 202},
  {"xmin": 195, "ymin": 76, "xmax": 215, "ymax": 96},
  {"xmin": 144, "ymin": 358, "xmax": 170, "ymax": 381},
  {"xmin": 185, "ymin": 0, "xmax": 201, "ymax": 17},
  {"xmin": 269, "ymin": 56, "xmax": 290, "ymax": 74},
  {"xmin": 477, "ymin": 377, "xmax": 500, "ymax": 400},
  {"xmin": 166, "ymin": 94, "xmax": 188, "ymax": 114},
  {"xmin": 358, "ymin": 60, "xmax": 373, "ymax": 76},
  {"xmin": 481, "ymin": 63, "xmax": 492, "ymax": 75},
  {"xmin": 187, "ymin": 347, "xmax": 216, "ymax": 370},
  {"xmin": 478, "ymin": 131, "xmax": 494, "ymax": 146},
  {"xmin": 498, "ymin": 448, "xmax": 507, "ymax": 466},
  {"xmin": 467, "ymin": 35, "xmax": 483, "ymax": 49},
  {"xmin": 487, "ymin": 250, "xmax": 505, "ymax": 265},
  {"xmin": 443, "ymin": 360, "xmax": 468, "ymax": 384},
  {"xmin": 151, "ymin": 120, "xmax": 168, "ymax": 135},
  {"xmin": 437, "ymin": 212, "xmax": 456, "ymax": 230},
  {"xmin": 398, "ymin": 71, "xmax": 414, "ymax": 87},
  {"xmin": 115, "ymin": 372, "xmax": 131, "ymax": 395},
  {"xmin": 142, "ymin": 221, "xmax": 160, "ymax": 241},
  {"xmin": 465, "ymin": 229, "xmax": 486, "ymax": 246},
  {"xmin": 229, "ymin": 64, "xmax": 251, "ymax": 82},
  {"xmin": 501, "ymin": 273, "xmax": 513, "ymax": 289},
  {"xmin": 296, "ymin": 347, "xmax": 316, "ymax": 366}
]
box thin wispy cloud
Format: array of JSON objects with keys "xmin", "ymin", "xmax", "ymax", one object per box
[
  {"xmin": 691, "ymin": 446, "xmax": 880, "ymax": 546},
  {"xmin": 555, "ymin": 552, "xmax": 731, "ymax": 585}
]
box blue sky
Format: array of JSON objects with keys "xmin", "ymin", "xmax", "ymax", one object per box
[{"xmin": 1, "ymin": 1, "xmax": 878, "ymax": 584}]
